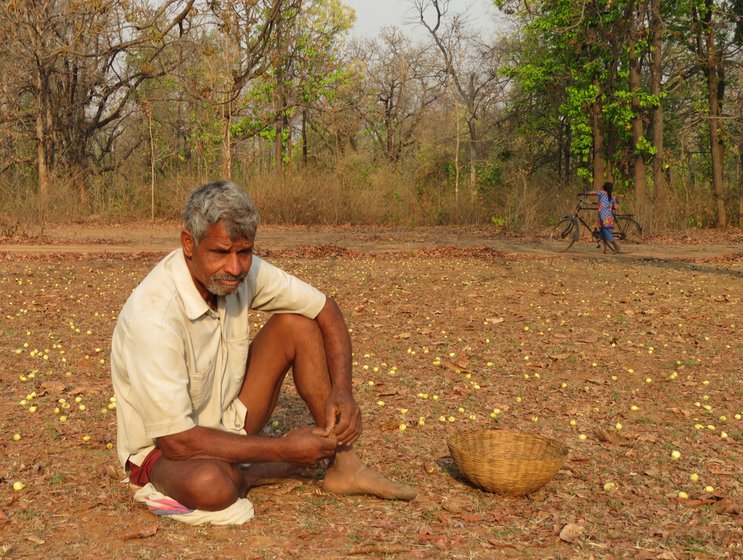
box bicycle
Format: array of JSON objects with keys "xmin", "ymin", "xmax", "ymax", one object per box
[{"xmin": 548, "ymin": 195, "xmax": 643, "ymax": 252}]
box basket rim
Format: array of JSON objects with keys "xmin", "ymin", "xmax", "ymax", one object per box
[{"xmin": 446, "ymin": 428, "xmax": 568, "ymax": 459}]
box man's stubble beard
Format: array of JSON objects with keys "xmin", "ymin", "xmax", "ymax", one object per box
[{"xmin": 206, "ymin": 273, "xmax": 245, "ymax": 297}]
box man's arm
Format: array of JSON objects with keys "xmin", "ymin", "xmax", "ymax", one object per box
[
  {"xmin": 156, "ymin": 425, "xmax": 337, "ymax": 466},
  {"xmin": 156, "ymin": 297, "xmax": 356, "ymax": 464},
  {"xmin": 314, "ymin": 297, "xmax": 362, "ymax": 446}
]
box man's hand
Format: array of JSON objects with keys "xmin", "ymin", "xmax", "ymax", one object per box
[
  {"xmin": 314, "ymin": 298, "xmax": 360, "ymax": 445},
  {"xmin": 323, "ymin": 388, "xmax": 362, "ymax": 446},
  {"xmin": 281, "ymin": 426, "xmax": 338, "ymax": 466}
]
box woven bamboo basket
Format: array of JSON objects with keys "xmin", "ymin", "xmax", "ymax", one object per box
[{"xmin": 447, "ymin": 429, "xmax": 568, "ymax": 496}]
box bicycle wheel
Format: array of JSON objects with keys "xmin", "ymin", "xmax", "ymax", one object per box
[
  {"xmin": 548, "ymin": 218, "xmax": 579, "ymax": 252},
  {"xmin": 615, "ymin": 216, "xmax": 643, "ymax": 244}
]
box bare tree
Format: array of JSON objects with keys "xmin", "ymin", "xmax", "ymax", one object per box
[
  {"xmin": 352, "ymin": 27, "xmax": 440, "ymax": 163},
  {"xmin": 0, "ymin": 0, "xmax": 195, "ymax": 209},
  {"xmin": 203, "ymin": 0, "xmax": 302, "ymax": 178},
  {"xmin": 414, "ymin": 0, "xmax": 506, "ymax": 190}
]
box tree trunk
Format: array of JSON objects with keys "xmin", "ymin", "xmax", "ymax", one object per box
[
  {"xmin": 558, "ymin": 117, "xmax": 571, "ymax": 180},
  {"xmin": 563, "ymin": 119, "xmax": 571, "ymax": 181},
  {"xmin": 221, "ymin": 96, "xmax": 232, "ymax": 179},
  {"xmin": 591, "ymin": 80, "xmax": 605, "ymax": 190},
  {"xmin": 76, "ymin": 164, "xmax": 89, "ymax": 212},
  {"xmin": 704, "ymin": 1, "xmax": 727, "ymax": 227},
  {"xmin": 32, "ymin": 38, "xmax": 53, "ymax": 211},
  {"xmin": 302, "ymin": 109, "xmax": 308, "ymax": 166},
  {"xmin": 557, "ymin": 118, "xmax": 564, "ymax": 179},
  {"xmin": 650, "ymin": 0, "xmax": 666, "ymax": 207},
  {"xmin": 274, "ymin": 80, "xmax": 284, "ymax": 168},
  {"xmin": 467, "ymin": 117, "xmax": 477, "ymax": 195},
  {"xmin": 148, "ymin": 106, "xmax": 156, "ymax": 222},
  {"xmin": 739, "ymin": 142, "xmax": 743, "ymax": 226},
  {"xmin": 386, "ymin": 106, "xmax": 395, "ymax": 162},
  {"xmin": 628, "ymin": 19, "xmax": 647, "ymax": 211},
  {"xmin": 284, "ymin": 106, "xmax": 291, "ymax": 164},
  {"xmin": 454, "ymin": 97, "xmax": 461, "ymax": 202},
  {"xmin": 35, "ymin": 105, "xmax": 49, "ymax": 210}
]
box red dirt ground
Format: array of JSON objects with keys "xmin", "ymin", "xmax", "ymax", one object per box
[{"xmin": 0, "ymin": 223, "xmax": 741, "ymax": 559}]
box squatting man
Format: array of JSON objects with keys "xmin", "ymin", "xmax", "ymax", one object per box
[{"xmin": 111, "ymin": 180, "xmax": 416, "ymax": 513}]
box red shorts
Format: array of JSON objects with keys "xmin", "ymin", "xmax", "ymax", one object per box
[{"xmin": 127, "ymin": 447, "xmax": 163, "ymax": 486}]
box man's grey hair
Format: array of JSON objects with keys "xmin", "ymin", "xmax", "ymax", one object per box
[{"xmin": 183, "ymin": 181, "xmax": 260, "ymax": 245}]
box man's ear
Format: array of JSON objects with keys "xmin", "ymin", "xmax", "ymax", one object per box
[{"xmin": 181, "ymin": 229, "xmax": 195, "ymax": 258}]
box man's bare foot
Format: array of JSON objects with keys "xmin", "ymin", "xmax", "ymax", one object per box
[
  {"xmin": 321, "ymin": 450, "xmax": 416, "ymax": 501},
  {"xmin": 241, "ymin": 462, "xmax": 317, "ymax": 488}
]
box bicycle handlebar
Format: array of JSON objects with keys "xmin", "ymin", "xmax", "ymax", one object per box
[{"xmin": 575, "ymin": 194, "xmax": 598, "ymax": 210}]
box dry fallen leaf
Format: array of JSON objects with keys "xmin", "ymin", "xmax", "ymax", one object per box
[
  {"xmin": 461, "ymin": 513, "xmax": 489, "ymax": 523},
  {"xmin": 104, "ymin": 465, "xmax": 120, "ymax": 479},
  {"xmin": 708, "ymin": 466, "xmax": 736, "ymax": 476},
  {"xmin": 266, "ymin": 479, "xmax": 305, "ymax": 495},
  {"xmin": 122, "ymin": 523, "xmax": 159, "ymax": 541},
  {"xmin": 444, "ymin": 361, "xmax": 467, "ymax": 373},
  {"xmin": 441, "ymin": 499, "xmax": 468, "ymax": 514},
  {"xmin": 680, "ymin": 498, "xmax": 719, "ymax": 507},
  {"xmin": 350, "ymin": 544, "xmax": 411, "ymax": 555},
  {"xmin": 486, "ymin": 538, "xmax": 518, "ymax": 549},
  {"xmin": 380, "ymin": 419, "xmax": 403, "ymax": 433},
  {"xmin": 576, "ymin": 335, "xmax": 599, "ymax": 343},
  {"xmin": 40, "ymin": 380, "xmax": 66, "ymax": 394},
  {"xmin": 594, "ymin": 429, "xmax": 624, "ymax": 444},
  {"xmin": 69, "ymin": 386, "xmax": 101, "ymax": 396},
  {"xmin": 713, "ymin": 498, "xmax": 742, "ymax": 516},
  {"xmin": 558, "ymin": 523, "xmax": 584, "ymax": 543}
]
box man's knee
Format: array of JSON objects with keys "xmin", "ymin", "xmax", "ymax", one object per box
[
  {"xmin": 267, "ymin": 313, "xmax": 323, "ymax": 352},
  {"xmin": 271, "ymin": 312, "xmax": 317, "ymax": 334},
  {"xmin": 182, "ymin": 463, "xmax": 242, "ymax": 511}
]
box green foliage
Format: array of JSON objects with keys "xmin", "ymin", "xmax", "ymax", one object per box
[
  {"xmin": 635, "ymin": 136, "xmax": 657, "ymax": 157},
  {"xmin": 476, "ymin": 152, "xmax": 504, "ymax": 196},
  {"xmin": 490, "ymin": 215, "xmax": 506, "ymax": 227},
  {"xmin": 561, "ymin": 85, "xmax": 597, "ymax": 176},
  {"xmin": 496, "ymin": 0, "xmax": 676, "ymax": 188},
  {"xmin": 687, "ymin": 214, "xmax": 705, "ymax": 228}
]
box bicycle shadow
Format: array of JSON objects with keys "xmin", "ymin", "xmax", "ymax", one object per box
[
  {"xmin": 625, "ymin": 254, "xmax": 743, "ymax": 280},
  {"xmin": 540, "ymin": 238, "xmax": 743, "ymax": 280}
]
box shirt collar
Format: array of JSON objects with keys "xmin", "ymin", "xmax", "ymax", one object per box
[{"xmin": 172, "ymin": 249, "xmax": 212, "ymax": 321}]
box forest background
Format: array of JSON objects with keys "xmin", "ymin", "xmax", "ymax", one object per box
[{"xmin": 1, "ymin": 0, "xmax": 742, "ymax": 234}]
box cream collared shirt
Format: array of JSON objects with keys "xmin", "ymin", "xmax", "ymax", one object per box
[{"xmin": 111, "ymin": 249, "xmax": 326, "ymax": 468}]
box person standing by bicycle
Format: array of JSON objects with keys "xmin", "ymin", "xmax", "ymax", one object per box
[{"xmin": 582, "ymin": 182, "xmax": 620, "ymax": 253}]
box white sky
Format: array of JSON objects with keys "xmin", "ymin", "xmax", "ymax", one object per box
[{"xmin": 343, "ymin": 0, "xmax": 502, "ymax": 40}]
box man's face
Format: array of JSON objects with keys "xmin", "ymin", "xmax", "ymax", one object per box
[{"xmin": 181, "ymin": 221, "xmax": 254, "ymax": 302}]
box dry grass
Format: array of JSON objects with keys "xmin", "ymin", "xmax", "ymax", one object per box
[{"xmin": 0, "ymin": 160, "xmax": 738, "ymax": 233}]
